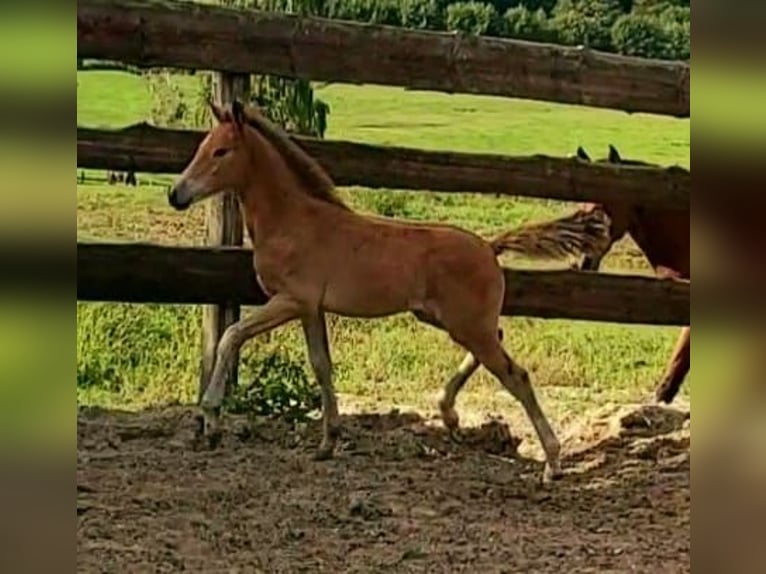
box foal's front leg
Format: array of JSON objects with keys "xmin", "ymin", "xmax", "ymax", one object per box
[
  {"xmin": 200, "ymin": 294, "xmax": 301, "ymax": 447},
  {"xmin": 301, "ymin": 312, "xmax": 340, "ymax": 460}
]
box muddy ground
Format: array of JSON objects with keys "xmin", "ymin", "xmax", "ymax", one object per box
[{"xmin": 77, "ymin": 404, "xmax": 689, "ymax": 573}]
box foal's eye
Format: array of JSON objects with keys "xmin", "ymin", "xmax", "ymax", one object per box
[{"xmin": 212, "ymin": 148, "xmax": 230, "ymax": 158}]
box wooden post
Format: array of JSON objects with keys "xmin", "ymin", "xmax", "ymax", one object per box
[{"xmin": 199, "ymin": 72, "xmax": 250, "ymax": 402}]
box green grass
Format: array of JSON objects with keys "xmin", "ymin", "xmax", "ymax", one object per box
[
  {"xmin": 77, "ymin": 71, "xmax": 155, "ymax": 127},
  {"xmin": 77, "ymin": 71, "xmax": 690, "ymax": 443}
]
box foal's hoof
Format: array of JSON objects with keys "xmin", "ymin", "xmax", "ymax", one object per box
[
  {"xmin": 440, "ymin": 405, "xmax": 460, "ymax": 432},
  {"xmin": 543, "ymin": 462, "xmax": 564, "ymax": 483}
]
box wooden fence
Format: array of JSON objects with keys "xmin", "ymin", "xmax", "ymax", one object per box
[
  {"xmin": 78, "ymin": 124, "xmax": 690, "ymax": 209},
  {"xmin": 78, "ymin": 0, "xmax": 689, "ymax": 117},
  {"xmin": 76, "ymin": 0, "xmax": 690, "ymax": 392},
  {"xmin": 77, "ymin": 243, "xmax": 689, "ymax": 326}
]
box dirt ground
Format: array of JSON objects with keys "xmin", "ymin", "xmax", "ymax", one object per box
[{"xmin": 77, "ymin": 403, "xmax": 690, "ymax": 573}]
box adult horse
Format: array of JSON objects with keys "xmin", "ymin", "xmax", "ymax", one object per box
[
  {"xmin": 168, "ymin": 100, "xmax": 610, "ymax": 480},
  {"xmin": 575, "ymin": 145, "xmax": 690, "ymax": 404}
]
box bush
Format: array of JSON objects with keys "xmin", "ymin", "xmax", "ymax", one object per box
[
  {"xmin": 399, "ymin": 0, "xmax": 445, "ymax": 29},
  {"xmin": 503, "ymin": 6, "xmax": 555, "ymax": 42},
  {"xmin": 632, "ymin": 0, "xmax": 686, "ymax": 14},
  {"xmin": 551, "ymin": 0, "xmax": 622, "ymax": 51},
  {"xmin": 655, "ymin": 5, "xmax": 689, "ymax": 59},
  {"xmin": 446, "ymin": 1, "xmax": 499, "ymax": 35},
  {"xmin": 610, "ymin": 6, "xmax": 689, "ymax": 60},
  {"xmin": 663, "ymin": 19, "xmax": 689, "ymax": 60},
  {"xmin": 480, "ymin": 0, "xmax": 518, "ymax": 15},
  {"xmin": 615, "ymin": 0, "xmax": 634, "ymax": 12},
  {"xmin": 610, "ymin": 13, "xmax": 668, "ymax": 58},
  {"xmin": 225, "ymin": 353, "xmax": 321, "ymax": 422},
  {"xmin": 654, "ymin": 3, "xmax": 690, "ymax": 23},
  {"xmin": 325, "ymin": 0, "xmax": 402, "ymax": 25},
  {"xmin": 515, "ymin": 0, "xmax": 558, "ymax": 14}
]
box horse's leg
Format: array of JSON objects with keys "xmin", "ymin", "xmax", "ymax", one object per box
[
  {"xmin": 200, "ymin": 294, "xmax": 301, "ymax": 446},
  {"xmin": 301, "ymin": 311, "xmax": 340, "ymax": 461},
  {"xmin": 439, "ymin": 353, "xmax": 480, "ymax": 437},
  {"xmin": 439, "ymin": 329, "xmax": 504, "ymax": 437},
  {"xmin": 655, "ymin": 326, "xmax": 690, "ymax": 403},
  {"xmin": 413, "ymin": 310, "xmax": 498, "ymax": 437},
  {"xmin": 461, "ymin": 331, "xmax": 562, "ymax": 480}
]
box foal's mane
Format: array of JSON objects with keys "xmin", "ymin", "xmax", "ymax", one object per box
[{"xmin": 241, "ymin": 104, "xmax": 349, "ymax": 211}]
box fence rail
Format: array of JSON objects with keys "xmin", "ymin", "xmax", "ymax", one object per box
[
  {"xmin": 77, "ymin": 124, "xmax": 690, "ymax": 209},
  {"xmin": 77, "ymin": 0, "xmax": 690, "ymax": 117},
  {"xmin": 77, "ymin": 243, "xmax": 690, "ymax": 326}
]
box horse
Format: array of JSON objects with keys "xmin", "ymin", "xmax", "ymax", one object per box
[
  {"xmin": 168, "ymin": 100, "xmax": 611, "ymax": 480},
  {"xmin": 574, "ymin": 145, "xmax": 690, "ymax": 404}
]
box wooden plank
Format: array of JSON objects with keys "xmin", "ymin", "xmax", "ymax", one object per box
[
  {"xmin": 76, "ymin": 243, "xmax": 690, "ymax": 326},
  {"xmin": 77, "ymin": 0, "xmax": 690, "ymax": 117},
  {"xmin": 199, "ymin": 73, "xmax": 250, "ymax": 400},
  {"xmin": 76, "ymin": 124, "xmax": 690, "ymax": 209}
]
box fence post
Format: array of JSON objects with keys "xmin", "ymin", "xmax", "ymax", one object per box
[{"xmin": 198, "ymin": 72, "xmax": 250, "ymax": 403}]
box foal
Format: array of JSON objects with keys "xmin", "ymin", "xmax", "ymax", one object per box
[
  {"xmin": 575, "ymin": 145, "xmax": 690, "ymax": 403},
  {"xmin": 169, "ymin": 101, "xmax": 610, "ymax": 480}
]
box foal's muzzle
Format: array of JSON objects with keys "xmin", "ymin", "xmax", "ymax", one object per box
[{"xmin": 167, "ymin": 185, "xmax": 191, "ymax": 211}]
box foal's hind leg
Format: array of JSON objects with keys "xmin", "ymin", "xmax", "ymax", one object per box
[
  {"xmin": 413, "ymin": 310, "xmax": 485, "ymax": 437},
  {"xmin": 439, "ymin": 353, "xmax": 480, "ymax": 437},
  {"xmin": 463, "ymin": 332, "xmax": 562, "ymax": 480},
  {"xmin": 439, "ymin": 329, "xmax": 504, "ymax": 437},
  {"xmin": 301, "ymin": 312, "xmax": 340, "ymax": 461}
]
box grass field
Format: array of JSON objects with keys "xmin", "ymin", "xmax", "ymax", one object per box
[{"xmin": 76, "ymin": 71, "xmax": 690, "ymax": 448}]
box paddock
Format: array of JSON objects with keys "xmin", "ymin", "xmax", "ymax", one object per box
[
  {"xmin": 77, "ymin": 403, "xmax": 689, "ymax": 572},
  {"xmin": 77, "ymin": 1, "xmax": 690, "ymax": 570}
]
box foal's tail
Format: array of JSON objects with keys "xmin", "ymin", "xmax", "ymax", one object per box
[{"xmin": 490, "ymin": 209, "xmax": 612, "ymax": 260}]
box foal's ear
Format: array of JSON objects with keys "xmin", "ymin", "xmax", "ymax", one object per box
[
  {"xmin": 608, "ymin": 144, "xmax": 622, "ymax": 163},
  {"xmin": 208, "ymin": 99, "xmax": 227, "ymax": 124},
  {"xmin": 576, "ymin": 146, "xmax": 591, "ymax": 161},
  {"xmin": 231, "ymin": 99, "xmax": 246, "ymax": 129}
]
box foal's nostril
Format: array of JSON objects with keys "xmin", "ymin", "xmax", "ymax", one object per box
[
  {"xmin": 168, "ymin": 186, "xmax": 189, "ymax": 210},
  {"xmin": 168, "ymin": 182, "xmax": 193, "ymax": 211}
]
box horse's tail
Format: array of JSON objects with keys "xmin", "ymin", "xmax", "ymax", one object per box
[{"xmin": 490, "ymin": 209, "xmax": 612, "ymax": 260}]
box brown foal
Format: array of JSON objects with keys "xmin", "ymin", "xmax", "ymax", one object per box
[{"xmin": 169, "ymin": 101, "xmax": 610, "ymax": 480}]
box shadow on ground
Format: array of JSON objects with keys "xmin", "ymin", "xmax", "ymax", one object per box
[{"xmin": 77, "ymin": 403, "xmax": 689, "ymax": 573}]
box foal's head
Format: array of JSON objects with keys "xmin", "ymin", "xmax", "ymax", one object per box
[{"xmin": 168, "ymin": 100, "xmax": 254, "ymax": 211}]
